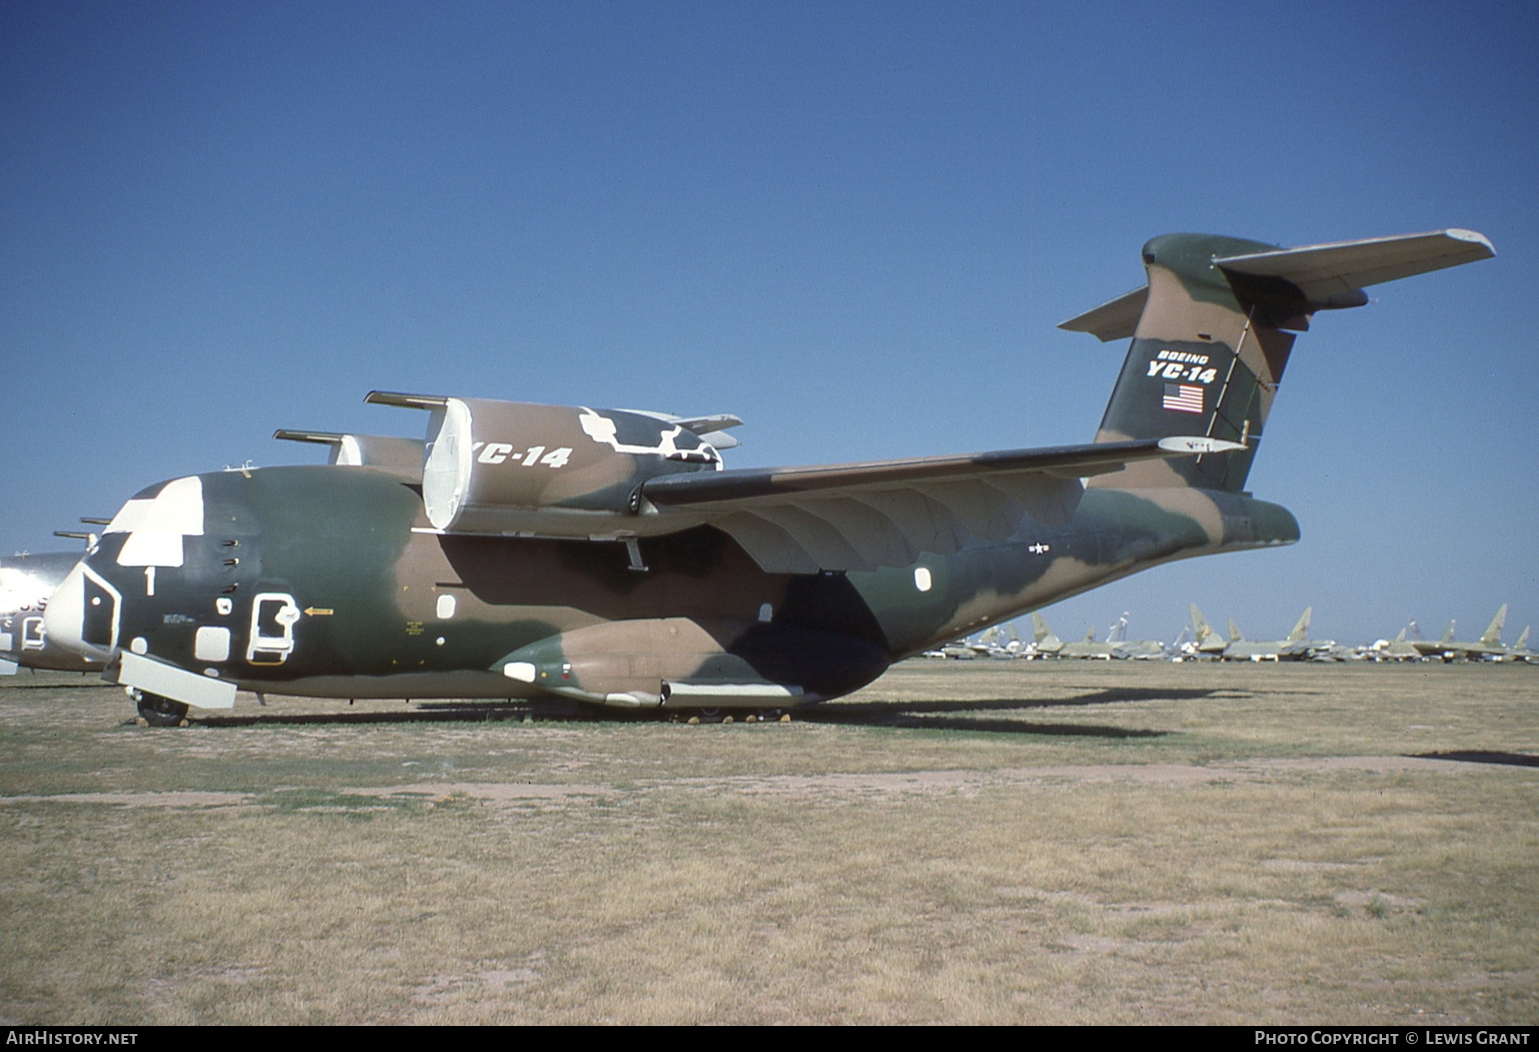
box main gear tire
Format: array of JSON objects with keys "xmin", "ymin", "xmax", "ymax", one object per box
[{"xmin": 136, "ymin": 693, "xmax": 190, "ymax": 727}]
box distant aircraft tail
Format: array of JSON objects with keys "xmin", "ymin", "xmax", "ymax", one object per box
[
  {"xmin": 1226, "ymin": 618, "xmax": 1244, "ymax": 643},
  {"xmin": 1060, "ymin": 230, "xmax": 1494, "ymax": 492},
  {"xmin": 1108, "ymin": 615, "xmax": 1128, "ymax": 644},
  {"xmin": 1479, "ymin": 604, "xmax": 1508, "ymax": 646},
  {"xmin": 1286, "ymin": 607, "xmax": 1312, "ymax": 643},
  {"xmin": 1030, "ymin": 612, "xmax": 1062, "ymax": 649},
  {"xmin": 1188, "ymin": 603, "xmax": 1223, "ymax": 652}
]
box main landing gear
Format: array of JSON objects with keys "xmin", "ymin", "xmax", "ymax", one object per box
[{"xmin": 671, "ymin": 708, "xmax": 792, "ymax": 725}]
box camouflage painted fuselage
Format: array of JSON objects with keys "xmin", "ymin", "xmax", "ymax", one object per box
[{"xmin": 62, "ymin": 464, "xmax": 1294, "ymax": 706}]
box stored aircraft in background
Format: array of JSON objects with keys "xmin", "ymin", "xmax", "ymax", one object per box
[
  {"xmin": 1, "ymin": 549, "xmax": 100, "ymax": 674},
  {"xmin": 1504, "ymin": 627, "xmax": 1535, "ymax": 663},
  {"xmin": 1106, "ymin": 615, "xmax": 1167, "ymax": 660},
  {"xmin": 1054, "ymin": 622, "xmax": 1116, "ymax": 660},
  {"xmin": 1186, "ymin": 604, "xmax": 1333, "ymax": 661},
  {"xmin": 1185, "ymin": 604, "xmax": 1230, "ymax": 658},
  {"xmin": 1367, "ymin": 627, "xmax": 1424, "ymax": 662},
  {"xmin": 43, "ymin": 228, "xmax": 1494, "ymax": 723},
  {"xmin": 1027, "ymin": 613, "xmax": 1065, "ymax": 658},
  {"xmin": 1411, "ymin": 605, "xmax": 1510, "ymax": 661},
  {"xmin": 1033, "ymin": 613, "xmax": 1165, "ymax": 659},
  {"xmin": 1221, "ymin": 607, "xmax": 1334, "ymax": 661}
]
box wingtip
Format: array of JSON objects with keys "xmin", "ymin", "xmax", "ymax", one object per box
[{"xmin": 1444, "ymin": 228, "xmax": 1496, "ymax": 258}]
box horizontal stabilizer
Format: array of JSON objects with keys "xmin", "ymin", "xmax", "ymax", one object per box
[
  {"xmin": 1059, "ymin": 229, "xmax": 1494, "ymax": 340},
  {"xmin": 1213, "ymin": 229, "xmax": 1495, "ymax": 308},
  {"xmin": 1057, "ymin": 286, "xmax": 1148, "ymax": 343}
]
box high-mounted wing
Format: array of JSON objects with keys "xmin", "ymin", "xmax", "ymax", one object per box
[
  {"xmin": 612, "ymin": 409, "xmax": 745, "ymax": 450},
  {"xmin": 638, "ymin": 435, "xmax": 1241, "ymax": 573},
  {"xmin": 369, "ymin": 391, "xmax": 1240, "ymax": 574}
]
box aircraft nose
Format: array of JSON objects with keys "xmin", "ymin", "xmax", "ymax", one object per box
[{"xmin": 44, "ymin": 560, "xmax": 108, "ymax": 660}]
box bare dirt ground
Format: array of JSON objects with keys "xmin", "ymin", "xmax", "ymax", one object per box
[{"xmin": 1, "ymin": 661, "xmax": 1535, "ymax": 1024}]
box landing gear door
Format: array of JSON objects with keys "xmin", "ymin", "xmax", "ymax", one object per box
[{"xmin": 247, "ymin": 592, "xmax": 300, "ymax": 665}]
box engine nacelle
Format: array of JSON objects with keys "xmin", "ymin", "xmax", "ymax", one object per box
[
  {"xmin": 273, "ymin": 430, "xmax": 426, "ymax": 478},
  {"xmin": 368, "ymin": 393, "xmax": 726, "ymax": 537}
]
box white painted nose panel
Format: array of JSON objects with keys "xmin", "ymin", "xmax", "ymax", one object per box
[
  {"xmin": 44, "ymin": 563, "xmax": 87, "ymax": 657},
  {"xmin": 44, "ymin": 562, "xmax": 121, "ymax": 660}
]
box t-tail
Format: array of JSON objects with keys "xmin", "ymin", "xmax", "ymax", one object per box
[{"xmin": 1060, "ymin": 230, "xmax": 1494, "ymax": 492}]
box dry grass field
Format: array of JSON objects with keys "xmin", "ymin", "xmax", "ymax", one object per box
[{"xmin": 2, "ymin": 660, "xmax": 1536, "ymax": 1024}]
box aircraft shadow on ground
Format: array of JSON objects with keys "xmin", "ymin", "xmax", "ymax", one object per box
[
  {"xmin": 1414, "ymin": 750, "xmax": 1539, "ymax": 768},
  {"xmin": 171, "ymin": 686, "xmax": 1231, "ymax": 738},
  {"xmin": 791, "ymin": 688, "xmax": 1229, "ymax": 738}
]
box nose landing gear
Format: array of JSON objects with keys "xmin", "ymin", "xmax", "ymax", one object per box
[{"xmin": 129, "ymin": 688, "xmax": 190, "ymax": 727}]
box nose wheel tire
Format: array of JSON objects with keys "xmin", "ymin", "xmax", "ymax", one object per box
[{"xmin": 136, "ymin": 692, "xmax": 190, "ymax": 727}]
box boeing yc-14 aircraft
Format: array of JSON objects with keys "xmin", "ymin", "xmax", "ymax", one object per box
[{"xmin": 44, "ymin": 229, "xmax": 1494, "ymax": 724}]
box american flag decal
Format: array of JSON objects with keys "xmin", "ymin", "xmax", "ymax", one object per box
[{"xmin": 1162, "ymin": 383, "xmax": 1204, "ymax": 414}]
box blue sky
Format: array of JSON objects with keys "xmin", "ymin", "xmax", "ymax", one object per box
[{"xmin": 3, "ymin": 0, "xmax": 1535, "ymax": 645}]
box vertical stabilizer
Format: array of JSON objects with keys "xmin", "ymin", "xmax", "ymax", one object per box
[
  {"xmin": 1060, "ymin": 230, "xmax": 1494, "ymax": 492},
  {"xmin": 1107, "ymin": 615, "xmax": 1128, "ymax": 644},
  {"xmin": 1188, "ymin": 604, "xmax": 1224, "ymax": 654},
  {"xmin": 1479, "ymin": 605, "xmax": 1508, "ymax": 646},
  {"xmin": 1030, "ymin": 613, "xmax": 1062, "ymax": 650},
  {"xmin": 1287, "ymin": 607, "xmax": 1312, "ymax": 643}
]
